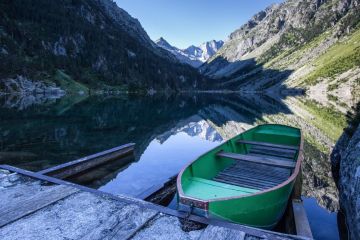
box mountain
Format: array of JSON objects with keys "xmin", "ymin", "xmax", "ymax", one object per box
[
  {"xmin": 184, "ymin": 40, "xmax": 225, "ymax": 63},
  {"xmin": 0, "ymin": 0, "xmax": 208, "ymax": 94},
  {"xmin": 200, "ymin": 0, "xmax": 360, "ymax": 106},
  {"xmin": 155, "ymin": 37, "xmax": 202, "ymax": 68},
  {"xmin": 155, "ymin": 38, "xmax": 224, "ymax": 68}
]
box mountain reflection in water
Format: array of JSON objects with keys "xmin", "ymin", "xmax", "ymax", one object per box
[{"xmin": 0, "ymin": 93, "xmax": 339, "ymax": 238}]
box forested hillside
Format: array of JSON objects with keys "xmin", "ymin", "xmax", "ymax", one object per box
[{"xmin": 0, "ymin": 0, "xmax": 208, "ymax": 93}]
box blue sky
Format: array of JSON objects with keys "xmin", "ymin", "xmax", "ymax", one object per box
[{"xmin": 116, "ymin": 0, "xmax": 283, "ymax": 49}]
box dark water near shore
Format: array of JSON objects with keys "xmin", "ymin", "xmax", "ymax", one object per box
[{"xmin": 0, "ymin": 93, "xmax": 340, "ymax": 239}]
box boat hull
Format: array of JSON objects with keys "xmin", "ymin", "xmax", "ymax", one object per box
[
  {"xmin": 176, "ymin": 124, "xmax": 303, "ymax": 229},
  {"xmin": 209, "ymin": 179, "xmax": 295, "ymax": 228}
]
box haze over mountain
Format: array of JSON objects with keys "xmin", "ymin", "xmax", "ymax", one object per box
[{"xmin": 155, "ymin": 38, "xmax": 224, "ymax": 68}]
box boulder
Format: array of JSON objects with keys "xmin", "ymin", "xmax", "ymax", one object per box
[{"xmin": 331, "ymin": 125, "xmax": 360, "ymax": 239}]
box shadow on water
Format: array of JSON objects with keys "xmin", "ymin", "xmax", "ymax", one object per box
[
  {"xmin": 0, "ymin": 85, "xmax": 307, "ymax": 197},
  {"xmin": 0, "ymin": 91, "xmax": 302, "ymax": 171},
  {"xmin": 0, "ymin": 55, "xmax": 302, "ymax": 171},
  {"xmin": 0, "ymin": 71, "xmax": 341, "ymax": 238}
]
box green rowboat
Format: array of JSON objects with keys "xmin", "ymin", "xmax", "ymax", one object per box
[{"xmin": 176, "ymin": 124, "xmax": 303, "ymax": 229}]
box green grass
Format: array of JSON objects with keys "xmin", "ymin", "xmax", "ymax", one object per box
[
  {"xmin": 262, "ymin": 29, "xmax": 332, "ymax": 70},
  {"xmin": 302, "ymin": 29, "xmax": 360, "ymax": 85},
  {"xmin": 53, "ymin": 70, "xmax": 89, "ymax": 94},
  {"xmin": 299, "ymin": 100, "xmax": 347, "ymax": 141},
  {"xmin": 304, "ymin": 132, "xmax": 331, "ymax": 154},
  {"xmin": 327, "ymin": 82, "xmax": 340, "ymax": 92},
  {"xmin": 339, "ymin": 101, "xmax": 349, "ymax": 108},
  {"xmin": 327, "ymin": 94, "xmax": 339, "ymax": 102}
]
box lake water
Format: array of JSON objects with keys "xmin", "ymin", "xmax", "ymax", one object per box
[{"xmin": 0, "ymin": 93, "xmax": 340, "ymax": 239}]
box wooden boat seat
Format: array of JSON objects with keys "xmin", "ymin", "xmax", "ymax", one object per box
[
  {"xmin": 237, "ymin": 140, "xmax": 298, "ymax": 151},
  {"xmin": 213, "ymin": 161, "xmax": 291, "ymax": 191},
  {"xmin": 216, "ymin": 151, "xmax": 296, "ymax": 169},
  {"xmin": 254, "ymin": 128, "xmax": 300, "ymax": 138},
  {"xmin": 248, "ymin": 145, "xmax": 296, "ymax": 159},
  {"xmin": 246, "ymin": 152, "xmax": 293, "ymax": 162},
  {"xmin": 183, "ymin": 177, "xmax": 260, "ymax": 200}
]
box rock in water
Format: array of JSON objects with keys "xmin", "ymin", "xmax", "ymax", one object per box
[{"xmin": 332, "ymin": 125, "xmax": 360, "ymax": 239}]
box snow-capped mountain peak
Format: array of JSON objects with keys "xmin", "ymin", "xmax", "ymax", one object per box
[
  {"xmin": 155, "ymin": 37, "xmax": 174, "ymax": 50},
  {"xmin": 199, "ymin": 40, "xmax": 224, "ymax": 61},
  {"xmin": 155, "ymin": 38, "xmax": 224, "ymax": 68}
]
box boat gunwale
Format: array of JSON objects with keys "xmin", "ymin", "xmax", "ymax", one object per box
[{"xmin": 176, "ymin": 123, "xmax": 303, "ymax": 205}]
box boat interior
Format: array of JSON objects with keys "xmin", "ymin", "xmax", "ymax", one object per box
[{"xmin": 181, "ymin": 125, "xmax": 301, "ymax": 200}]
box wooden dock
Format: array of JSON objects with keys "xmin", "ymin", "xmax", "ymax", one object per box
[
  {"xmin": 37, "ymin": 143, "xmax": 135, "ymax": 179},
  {"xmin": 0, "ymin": 165, "xmax": 312, "ymax": 240}
]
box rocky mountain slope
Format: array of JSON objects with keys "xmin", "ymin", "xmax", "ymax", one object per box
[
  {"xmin": 156, "ymin": 38, "xmax": 224, "ymax": 68},
  {"xmin": 200, "ymin": 0, "xmax": 360, "ymax": 108},
  {"xmin": 331, "ymin": 103, "xmax": 360, "ymax": 240},
  {"xmin": 0, "ymin": 0, "xmax": 208, "ymax": 93}
]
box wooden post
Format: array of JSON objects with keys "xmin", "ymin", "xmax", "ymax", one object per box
[
  {"xmin": 290, "ymin": 165, "xmax": 313, "ymax": 238},
  {"xmin": 292, "ymin": 199, "xmax": 313, "ymax": 239},
  {"xmin": 37, "ymin": 143, "xmax": 135, "ymax": 179},
  {"xmin": 136, "ymin": 174, "xmax": 177, "ymax": 200}
]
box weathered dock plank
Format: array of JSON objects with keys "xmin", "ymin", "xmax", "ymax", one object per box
[
  {"xmin": 0, "ymin": 165, "xmax": 312, "ymax": 240},
  {"xmin": 0, "ymin": 184, "xmax": 78, "ymax": 227},
  {"xmin": 0, "ymin": 191, "xmax": 158, "ymax": 240},
  {"xmin": 38, "ymin": 143, "xmax": 135, "ymax": 179},
  {"xmin": 198, "ymin": 225, "xmax": 246, "ymax": 240},
  {"xmin": 0, "ymin": 174, "xmax": 67, "ymax": 210},
  {"xmin": 131, "ymin": 214, "xmax": 204, "ymax": 240},
  {"xmin": 0, "ymin": 192, "xmax": 118, "ymax": 240},
  {"xmin": 0, "ymin": 168, "xmax": 161, "ymax": 240},
  {"xmin": 0, "ymin": 169, "xmax": 11, "ymax": 178},
  {"xmin": 82, "ymin": 204, "xmax": 158, "ymax": 240}
]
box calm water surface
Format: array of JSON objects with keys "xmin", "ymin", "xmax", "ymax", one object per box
[{"xmin": 0, "ymin": 93, "xmax": 340, "ymax": 239}]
